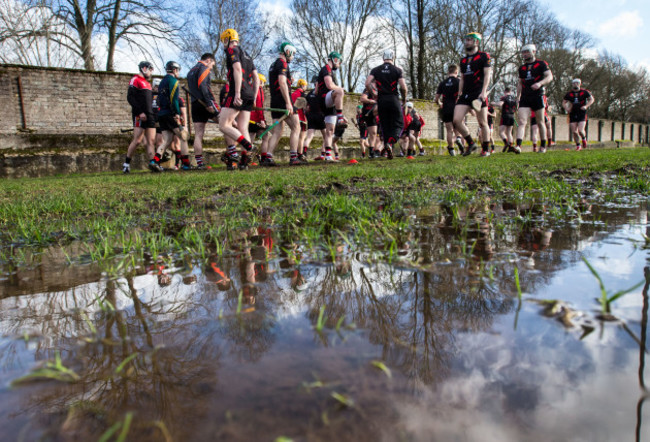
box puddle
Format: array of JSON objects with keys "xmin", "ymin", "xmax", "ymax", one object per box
[{"xmin": 0, "ymin": 199, "xmax": 648, "ymax": 441}]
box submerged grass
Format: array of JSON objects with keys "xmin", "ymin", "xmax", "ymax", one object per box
[{"xmin": 0, "ymin": 149, "xmax": 648, "ymax": 272}]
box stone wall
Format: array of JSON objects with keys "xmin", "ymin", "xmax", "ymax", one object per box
[{"xmin": 1, "ymin": 64, "xmax": 649, "ymax": 148}]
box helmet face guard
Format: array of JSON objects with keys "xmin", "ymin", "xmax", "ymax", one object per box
[{"xmin": 165, "ymin": 61, "xmax": 181, "ymax": 72}]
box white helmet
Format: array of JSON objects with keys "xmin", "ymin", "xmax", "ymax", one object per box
[
  {"xmin": 521, "ymin": 44, "xmax": 536, "ymax": 53},
  {"xmin": 406, "ymin": 101, "xmax": 414, "ymax": 108},
  {"xmin": 572, "ymin": 78, "xmax": 581, "ymax": 84},
  {"xmin": 152, "ymin": 78, "xmax": 161, "ymax": 87},
  {"xmin": 383, "ymin": 49, "xmax": 394, "ymax": 61}
]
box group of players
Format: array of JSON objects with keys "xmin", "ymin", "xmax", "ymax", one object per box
[{"xmin": 122, "ymin": 29, "xmax": 595, "ymax": 172}]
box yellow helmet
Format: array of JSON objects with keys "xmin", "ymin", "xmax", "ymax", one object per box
[
  {"xmin": 258, "ymin": 73, "xmax": 267, "ymax": 84},
  {"xmin": 297, "ymin": 79, "xmax": 307, "ymax": 87},
  {"xmin": 220, "ymin": 29, "xmax": 239, "ymax": 45}
]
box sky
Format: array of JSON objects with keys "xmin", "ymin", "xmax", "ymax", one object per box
[
  {"xmin": 542, "ymin": 0, "xmax": 647, "ymax": 70},
  {"xmin": 261, "ymin": 0, "xmax": 648, "ymax": 71}
]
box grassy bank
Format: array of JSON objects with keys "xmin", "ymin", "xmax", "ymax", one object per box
[{"xmin": 1, "ymin": 148, "xmax": 648, "ymax": 271}]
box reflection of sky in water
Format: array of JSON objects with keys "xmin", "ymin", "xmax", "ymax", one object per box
[{"xmin": 0, "ymin": 203, "xmax": 648, "ymax": 441}]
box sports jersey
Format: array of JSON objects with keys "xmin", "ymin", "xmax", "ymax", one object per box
[
  {"xmin": 224, "ymin": 45, "xmax": 257, "ymax": 100},
  {"xmin": 564, "ymin": 89, "xmax": 592, "ymax": 113},
  {"xmin": 459, "ymin": 51, "xmax": 491, "ymax": 95},
  {"xmin": 369, "ymin": 63, "xmax": 403, "ymax": 96},
  {"xmin": 305, "ymin": 90, "xmax": 321, "ymax": 116},
  {"xmin": 291, "ymin": 88, "xmax": 305, "ymax": 122},
  {"xmin": 127, "ymin": 74, "xmax": 153, "ymax": 117},
  {"xmin": 361, "ymin": 86, "xmax": 377, "ymax": 114},
  {"xmin": 316, "ymin": 64, "xmax": 334, "ymax": 98},
  {"xmin": 436, "ymin": 76, "xmax": 460, "ymax": 110},
  {"xmin": 356, "ymin": 113, "xmax": 366, "ymax": 128},
  {"xmin": 186, "ymin": 60, "xmax": 217, "ymax": 109},
  {"xmin": 518, "ymin": 59, "xmax": 550, "ymax": 96},
  {"xmin": 269, "ymin": 58, "xmax": 292, "ymax": 99},
  {"xmin": 500, "ymin": 94, "xmax": 517, "ymax": 115},
  {"xmin": 157, "ymin": 74, "xmax": 181, "ymax": 117},
  {"xmin": 250, "ymin": 87, "xmax": 266, "ymax": 124}
]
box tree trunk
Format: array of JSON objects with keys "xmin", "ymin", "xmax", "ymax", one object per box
[{"xmin": 105, "ymin": 0, "xmax": 123, "ymax": 71}]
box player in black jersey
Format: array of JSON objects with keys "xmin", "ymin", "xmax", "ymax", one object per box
[
  {"xmin": 315, "ymin": 51, "xmax": 348, "ymax": 161},
  {"xmin": 267, "ymin": 42, "xmax": 301, "ymax": 166},
  {"xmin": 187, "ymin": 53, "xmax": 218, "ymax": 169},
  {"xmin": 365, "ymin": 49, "xmax": 408, "ymax": 159},
  {"xmin": 353, "ymin": 105, "xmax": 369, "ymax": 158},
  {"xmin": 435, "ymin": 64, "xmax": 462, "ymax": 156},
  {"xmin": 562, "ymin": 78, "xmax": 594, "ymax": 151},
  {"xmin": 491, "ymin": 86, "xmax": 517, "ymax": 151},
  {"xmin": 453, "ymin": 32, "xmax": 493, "ymax": 157},
  {"xmin": 218, "ymin": 28, "xmax": 260, "ymax": 170},
  {"xmin": 360, "ymin": 85, "xmax": 380, "ymax": 157},
  {"xmin": 124, "ymin": 61, "xmax": 156, "ymax": 173},
  {"xmin": 516, "ymin": 44, "xmax": 553, "ymax": 153}
]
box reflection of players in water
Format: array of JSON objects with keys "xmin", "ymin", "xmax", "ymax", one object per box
[{"xmin": 518, "ymin": 225, "xmax": 552, "ymax": 269}]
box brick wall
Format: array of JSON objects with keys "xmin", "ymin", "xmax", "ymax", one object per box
[{"xmin": 1, "ymin": 64, "xmax": 648, "ymax": 146}]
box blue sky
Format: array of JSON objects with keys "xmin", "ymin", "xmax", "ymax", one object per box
[{"xmin": 261, "ymin": 0, "xmax": 648, "ymax": 70}]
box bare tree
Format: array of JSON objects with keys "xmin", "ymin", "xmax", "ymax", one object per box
[
  {"xmin": 180, "ymin": 0, "xmax": 273, "ymax": 81},
  {"xmin": 288, "ymin": 0, "xmax": 387, "ymax": 92}
]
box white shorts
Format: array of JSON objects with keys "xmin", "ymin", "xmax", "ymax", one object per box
[
  {"xmin": 325, "ymin": 90, "xmax": 335, "ymax": 109},
  {"xmin": 324, "ymin": 115, "xmax": 337, "ymax": 126}
]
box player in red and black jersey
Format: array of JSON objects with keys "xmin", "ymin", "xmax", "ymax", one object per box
[
  {"xmin": 360, "ymin": 85, "xmax": 380, "ymax": 157},
  {"xmin": 123, "ymin": 61, "xmax": 156, "ymax": 173},
  {"xmin": 491, "ymin": 87, "xmax": 517, "ymax": 151},
  {"xmin": 314, "ymin": 51, "xmax": 347, "ymax": 161},
  {"xmin": 563, "ymin": 78, "xmax": 595, "ymax": 151},
  {"xmin": 267, "ymin": 42, "xmax": 302, "ymax": 166},
  {"xmin": 365, "ymin": 49, "xmax": 408, "ymax": 159},
  {"xmin": 516, "ymin": 44, "xmax": 553, "ymax": 153},
  {"xmin": 353, "ymin": 105, "xmax": 369, "ymax": 158},
  {"xmin": 453, "ymin": 32, "xmax": 493, "ymax": 157},
  {"xmin": 218, "ymin": 28, "xmax": 260, "ymax": 170},
  {"xmin": 187, "ymin": 52, "xmax": 218, "ymax": 169},
  {"xmin": 435, "ymin": 64, "xmax": 463, "ymax": 156}
]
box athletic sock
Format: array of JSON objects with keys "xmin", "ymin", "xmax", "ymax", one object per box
[
  {"xmin": 464, "ymin": 135, "xmax": 474, "ymax": 146},
  {"xmin": 532, "ymin": 143, "xmax": 537, "ymax": 150},
  {"xmin": 125, "ymin": 157, "xmax": 132, "ymax": 164},
  {"xmin": 303, "ymin": 146, "xmax": 308, "ymax": 155},
  {"xmin": 195, "ymin": 154, "xmax": 204, "ymax": 166},
  {"xmin": 237, "ymin": 135, "xmax": 252, "ymax": 151},
  {"xmin": 481, "ymin": 141, "xmax": 490, "ymax": 152},
  {"xmin": 540, "ymin": 140, "xmax": 546, "ymax": 148},
  {"xmin": 181, "ymin": 155, "xmax": 190, "ymax": 166},
  {"xmin": 290, "ymin": 152, "xmax": 297, "ymax": 160},
  {"xmin": 227, "ymin": 145, "xmax": 237, "ymax": 155},
  {"xmin": 516, "ymin": 138, "xmax": 523, "ymax": 147},
  {"xmin": 153, "ymin": 153, "xmax": 162, "ymax": 163},
  {"xmin": 336, "ymin": 109, "xmax": 343, "ymax": 116}
]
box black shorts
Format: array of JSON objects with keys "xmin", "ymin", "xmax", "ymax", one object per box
[
  {"xmin": 270, "ymin": 95, "xmax": 288, "ymax": 119},
  {"xmin": 569, "ymin": 112, "xmax": 587, "ymax": 123},
  {"xmin": 359, "ymin": 124, "xmax": 368, "ymax": 139},
  {"xmin": 457, "ymin": 92, "xmax": 487, "ymax": 108},
  {"xmin": 408, "ymin": 123, "xmax": 421, "ymax": 133},
  {"xmin": 519, "ymin": 94, "xmax": 545, "ymax": 110},
  {"xmin": 222, "ymin": 94, "xmax": 254, "ymax": 112},
  {"xmin": 153, "ymin": 114, "xmax": 162, "ymax": 133},
  {"xmin": 363, "ymin": 113, "xmax": 377, "ymax": 127},
  {"xmin": 191, "ymin": 101, "xmax": 216, "ymax": 123},
  {"xmin": 249, "ymin": 122, "xmax": 264, "ymax": 134},
  {"xmin": 318, "ymin": 95, "xmax": 336, "ymax": 116},
  {"xmin": 334, "ymin": 127, "xmax": 345, "ymax": 138},
  {"xmin": 531, "ymin": 117, "xmax": 537, "ymax": 126},
  {"xmin": 300, "ymin": 121, "xmax": 307, "ymax": 132},
  {"xmin": 306, "ymin": 112, "xmax": 326, "ymax": 131},
  {"xmin": 158, "ymin": 114, "xmax": 180, "ymax": 132},
  {"xmin": 500, "ymin": 114, "xmax": 515, "ymax": 127},
  {"xmin": 133, "ymin": 112, "xmax": 156, "ymax": 129},
  {"xmin": 441, "ymin": 107, "xmax": 455, "ymax": 123}
]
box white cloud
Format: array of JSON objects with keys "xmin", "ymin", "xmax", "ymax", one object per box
[{"xmin": 598, "ymin": 11, "xmax": 643, "ymax": 38}]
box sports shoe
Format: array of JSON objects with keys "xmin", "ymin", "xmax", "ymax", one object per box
[
  {"xmin": 576, "ymin": 145, "xmax": 582, "ymax": 151},
  {"xmin": 289, "ymin": 157, "xmax": 302, "ymax": 166},
  {"xmin": 122, "ymin": 163, "xmax": 130, "ymax": 174},
  {"xmin": 397, "ymin": 150, "xmax": 405, "ymax": 157},
  {"xmin": 511, "ymin": 146, "xmax": 522, "ymax": 154},
  {"xmin": 502, "ymin": 144, "xmax": 509, "ymax": 153},
  {"xmin": 298, "ymin": 153, "xmax": 309, "ymax": 164},
  {"xmin": 148, "ymin": 160, "xmax": 163, "ymax": 173},
  {"xmin": 194, "ymin": 163, "xmax": 207, "ymax": 171},
  {"xmin": 581, "ymin": 139, "xmax": 587, "ymax": 149},
  {"xmin": 461, "ymin": 143, "xmax": 478, "ymax": 156},
  {"xmin": 480, "ymin": 150, "xmax": 490, "ymax": 157},
  {"xmin": 539, "ymin": 147, "xmax": 546, "ymax": 153},
  {"xmin": 334, "ymin": 155, "xmax": 340, "ymax": 162},
  {"xmin": 221, "ymin": 151, "xmax": 240, "ymax": 170},
  {"xmin": 238, "ymin": 153, "xmax": 251, "ymax": 170},
  {"xmin": 386, "ymin": 147, "xmax": 394, "ymax": 160},
  {"xmin": 455, "ymin": 138, "xmax": 465, "ymax": 154},
  {"xmin": 447, "ymin": 147, "xmax": 456, "ymax": 156},
  {"xmin": 532, "ymin": 146, "xmax": 537, "ymax": 152},
  {"xmin": 181, "ymin": 164, "xmax": 196, "ymax": 171},
  {"xmin": 419, "ymin": 149, "xmax": 425, "ymax": 156},
  {"xmin": 260, "ymin": 156, "xmax": 277, "ymax": 167}
]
